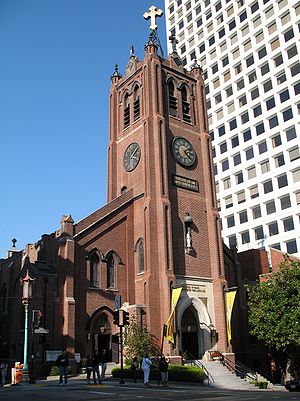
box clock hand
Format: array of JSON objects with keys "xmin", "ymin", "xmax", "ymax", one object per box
[
  {"xmin": 130, "ymin": 147, "xmax": 138, "ymax": 158},
  {"xmin": 184, "ymin": 148, "xmax": 192, "ymax": 159}
]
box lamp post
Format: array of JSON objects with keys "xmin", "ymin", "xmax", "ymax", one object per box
[{"xmin": 20, "ymin": 270, "xmax": 35, "ymax": 381}]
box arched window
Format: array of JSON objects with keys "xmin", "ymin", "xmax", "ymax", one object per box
[
  {"xmin": 181, "ymin": 86, "xmax": 191, "ymax": 123},
  {"xmin": 107, "ymin": 254, "xmax": 116, "ymax": 289},
  {"xmin": 90, "ymin": 253, "xmax": 100, "ymax": 288},
  {"xmin": 133, "ymin": 85, "xmax": 140, "ymax": 121},
  {"xmin": 124, "ymin": 93, "xmax": 130, "ymax": 129},
  {"xmin": 168, "ymin": 80, "xmax": 177, "ymax": 117},
  {"xmin": 138, "ymin": 240, "xmax": 144, "ymax": 273}
]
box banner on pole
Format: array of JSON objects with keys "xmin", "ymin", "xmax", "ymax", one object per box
[
  {"xmin": 225, "ymin": 290, "xmax": 237, "ymax": 343},
  {"xmin": 165, "ymin": 287, "xmax": 182, "ymax": 344}
]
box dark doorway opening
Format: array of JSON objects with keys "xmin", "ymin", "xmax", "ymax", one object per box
[
  {"xmin": 181, "ymin": 306, "xmax": 199, "ymax": 359},
  {"xmin": 92, "ymin": 313, "xmax": 112, "ymax": 361}
]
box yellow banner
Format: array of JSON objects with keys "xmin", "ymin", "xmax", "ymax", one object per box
[
  {"xmin": 165, "ymin": 287, "xmax": 182, "ymax": 343},
  {"xmin": 225, "ymin": 290, "xmax": 237, "ymax": 343}
]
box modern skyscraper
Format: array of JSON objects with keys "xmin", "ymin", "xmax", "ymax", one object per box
[{"xmin": 165, "ymin": 0, "xmax": 300, "ymax": 258}]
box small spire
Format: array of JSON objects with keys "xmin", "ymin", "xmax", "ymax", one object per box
[
  {"xmin": 12, "ymin": 238, "xmax": 17, "ymax": 248},
  {"xmin": 190, "ymin": 58, "xmax": 202, "ymax": 72},
  {"xmin": 169, "ymin": 34, "xmax": 179, "ymax": 54},
  {"xmin": 143, "ymin": 6, "xmax": 164, "ymax": 58},
  {"xmin": 130, "ymin": 46, "xmax": 135, "ymax": 56},
  {"xmin": 110, "ymin": 63, "xmax": 122, "ymax": 80}
]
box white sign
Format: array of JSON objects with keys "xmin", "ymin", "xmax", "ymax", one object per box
[
  {"xmin": 34, "ymin": 328, "xmax": 49, "ymax": 334},
  {"xmin": 46, "ymin": 351, "xmax": 61, "ymax": 362},
  {"xmin": 74, "ymin": 353, "xmax": 81, "ymax": 363}
]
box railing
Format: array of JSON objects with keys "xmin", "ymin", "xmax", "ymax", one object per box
[
  {"xmin": 183, "ymin": 353, "xmax": 214, "ymax": 387},
  {"xmin": 209, "ymin": 351, "xmax": 273, "ymax": 384}
]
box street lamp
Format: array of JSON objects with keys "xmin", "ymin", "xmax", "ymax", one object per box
[{"xmin": 20, "ymin": 269, "xmax": 35, "ymax": 381}]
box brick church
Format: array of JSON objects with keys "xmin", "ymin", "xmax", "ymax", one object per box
[{"xmin": 0, "ymin": 8, "xmax": 230, "ymax": 370}]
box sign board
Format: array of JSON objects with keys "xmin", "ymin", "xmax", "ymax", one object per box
[
  {"xmin": 172, "ymin": 174, "xmax": 199, "ymax": 192},
  {"xmin": 46, "ymin": 351, "xmax": 81, "ymax": 362},
  {"xmin": 114, "ymin": 295, "xmax": 121, "ymax": 310},
  {"xmin": 46, "ymin": 351, "xmax": 61, "ymax": 362},
  {"xmin": 111, "ymin": 342, "xmax": 119, "ymax": 363},
  {"xmin": 34, "ymin": 328, "xmax": 49, "ymax": 334}
]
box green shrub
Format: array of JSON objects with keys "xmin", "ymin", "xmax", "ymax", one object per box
[
  {"xmin": 112, "ymin": 364, "xmax": 205, "ymax": 383},
  {"xmin": 49, "ymin": 365, "xmax": 60, "ymax": 376},
  {"xmin": 48, "ymin": 365, "xmax": 73, "ymax": 376},
  {"xmin": 257, "ymin": 381, "xmax": 268, "ymax": 389}
]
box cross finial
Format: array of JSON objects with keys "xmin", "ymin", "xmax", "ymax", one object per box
[
  {"xmin": 169, "ymin": 34, "xmax": 179, "ymax": 53},
  {"xmin": 143, "ymin": 6, "xmax": 163, "ymax": 30}
]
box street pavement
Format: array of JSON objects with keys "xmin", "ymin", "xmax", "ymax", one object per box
[{"xmin": 1, "ymin": 375, "xmax": 299, "ymax": 401}]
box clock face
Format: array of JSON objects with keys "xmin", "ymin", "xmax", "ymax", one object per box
[
  {"xmin": 123, "ymin": 142, "xmax": 141, "ymax": 172},
  {"xmin": 172, "ymin": 137, "xmax": 196, "ymax": 167}
]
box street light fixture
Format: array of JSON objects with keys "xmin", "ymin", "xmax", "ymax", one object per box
[{"xmin": 20, "ymin": 268, "xmax": 35, "ymax": 381}]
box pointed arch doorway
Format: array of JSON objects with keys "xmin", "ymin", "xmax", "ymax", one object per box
[
  {"xmin": 91, "ymin": 313, "xmax": 112, "ymax": 361},
  {"xmin": 181, "ymin": 305, "xmax": 200, "ymax": 359}
]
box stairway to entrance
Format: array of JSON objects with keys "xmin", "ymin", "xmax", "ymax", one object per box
[{"xmin": 200, "ymin": 360, "xmax": 263, "ymax": 390}]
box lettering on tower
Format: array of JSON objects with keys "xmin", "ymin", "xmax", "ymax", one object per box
[{"xmin": 172, "ymin": 174, "xmax": 199, "ymax": 192}]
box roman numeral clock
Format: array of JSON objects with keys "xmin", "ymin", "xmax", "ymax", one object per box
[{"xmin": 172, "ymin": 137, "xmax": 196, "ymax": 167}]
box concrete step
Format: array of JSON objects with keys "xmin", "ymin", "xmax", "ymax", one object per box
[{"xmin": 200, "ymin": 360, "xmax": 261, "ymax": 390}]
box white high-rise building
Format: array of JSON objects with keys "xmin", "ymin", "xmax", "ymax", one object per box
[{"xmin": 164, "ymin": 0, "xmax": 300, "ymax": 257}]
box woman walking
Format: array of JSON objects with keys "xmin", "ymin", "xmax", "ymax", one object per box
[{"xmin": 141, "ymin": 354, "xmax": 152, "ymax": 386}]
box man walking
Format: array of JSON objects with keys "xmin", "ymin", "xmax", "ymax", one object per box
[{"xmin": 56, "ymin": 350, "xmax": 69, "ymax": 385}]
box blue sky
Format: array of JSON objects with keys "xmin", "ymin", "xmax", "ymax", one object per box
[{"xmin": 0, "ymin": 0, "xmax": 166, "ymax": 258}]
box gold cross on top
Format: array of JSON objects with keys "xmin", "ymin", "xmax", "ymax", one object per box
[{"xmin": 143, "ymin": 6, "xmax": 163, "ymax": 30}]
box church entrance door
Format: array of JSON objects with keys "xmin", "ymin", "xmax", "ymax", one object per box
[
  {"xmin": 92, "ymin": 313, "xmax": 112, "ymax": 361},
  {"xmin": 181, "ymin": 306, "xmax": 200, "ymax": 359}
]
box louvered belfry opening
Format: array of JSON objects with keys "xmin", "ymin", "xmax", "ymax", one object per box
[
  {"xmin": 133, "ymin": 86, "xmax": 140, "ymax": 122},
  {"xmin": 168, "ymin": 80, "xmax": 177, "ymax": 117},
  {"xmin": 124, "ymin": 93, "xmax": 130, "ymax": 128},
  {"xmin": 182, "ymin": 86, "xmax": 191, "ymax": 123}
]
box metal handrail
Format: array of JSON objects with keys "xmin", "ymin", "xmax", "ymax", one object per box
[
  {"xmin": 212, "ymin": 351, "xmax": 271, "ymax": 383},
  {"xmin": 183, "ymin": 353, "xmax": 214, "ymax": 387},
  {"xmin": 194, "ymin": 359, "xmax": 214, "ymax": 387}
]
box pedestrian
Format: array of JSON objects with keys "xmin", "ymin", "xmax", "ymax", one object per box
[
  {"xmin": 130, "ymin": 356, "xmax": 138, "ymax": 383},
  {"xmin": 85, "ymin": 354, "xmax": 93, "ymax": 384},
  {"xmin": 56, "ymin": 349, "xmax": 69, "ymax": 385},
  {"xmin": 99, "ymin": 349, "xmax": 107, "ymax": 380},
  {"xmin": 141, "ymin": 354, "xmax": 152, "ymax": 386},
  {"xmin": 159, "ymin": 356, "xmax": 169, "ymax": 387},
  {"xmin": 0, "ymin": 361, "xmax": 8, "ymax": 386},
  {"xmin": 91, "ymin": 350, "xmax": 101, "ymax": 384}
]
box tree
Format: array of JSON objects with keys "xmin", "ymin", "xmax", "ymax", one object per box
[
  {"xmin": 247, "ymin": 256, "xmax": 300, "ymax": 379},
  {"xmin": 124, "ymin": 320, "xmax": 160, "ymax": 364}
]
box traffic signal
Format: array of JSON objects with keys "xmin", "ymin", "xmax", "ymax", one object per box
[
  {"xmin": 37, "ymin": 311, "xmax": 43, "ymax": 328},
  {"xmin": 33, "ymin": 310, "xmax": 43, "ymax": 329},
  {"xmin": 113, "ymin": 310, "xmax": 119, "ymax": 326},
  {"xmin": 123, "ymin": 310, "xmax": 130, "ymax": 326}
]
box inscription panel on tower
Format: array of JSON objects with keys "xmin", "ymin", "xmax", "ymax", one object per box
[{"xmin": 172, "ymin": 174, "xmax": 199, "ymax": 192}]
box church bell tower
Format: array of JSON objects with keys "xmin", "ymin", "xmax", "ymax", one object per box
[{"xmin": 107, "ymin": 6, "xmax": 229, "ymax": 358}]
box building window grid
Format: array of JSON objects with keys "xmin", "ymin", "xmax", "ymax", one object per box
[{"xmin": 166, "ymin": 0, "xmax": 300, "ymax": 256}]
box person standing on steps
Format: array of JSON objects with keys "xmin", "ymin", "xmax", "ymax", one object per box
[
  {"xmin": 141, "ymin": 354, "xmax": 152, "ymax": 386},
  {"xmin": 56, "ymin": 349, "xmax": 69, "ymax": 385}
]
